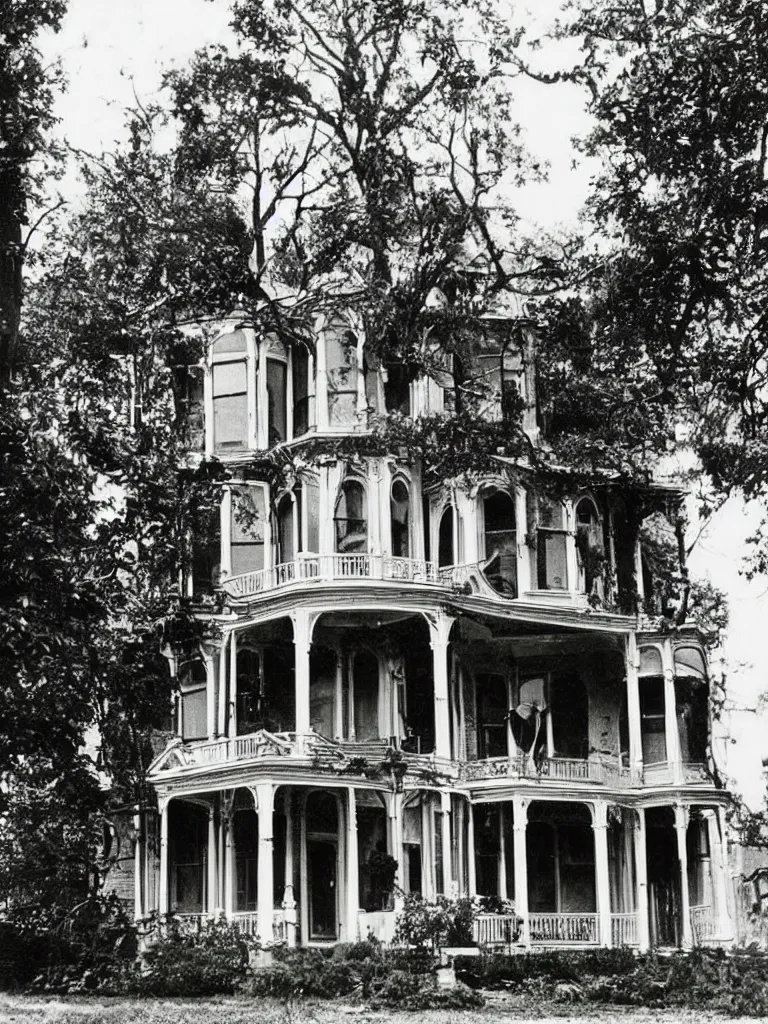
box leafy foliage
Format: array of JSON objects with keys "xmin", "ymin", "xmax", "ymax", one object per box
[
  {"xmin": 134, "ymin": 917, "xmax": 252, "ymax": 997},
  {"xmin": 394, "ymin": 892, "xmax": 477, "ymax": 950}
]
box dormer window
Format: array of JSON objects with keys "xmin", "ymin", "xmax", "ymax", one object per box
[
  {"xmin": 212, "ymin": 330, "xmax": 250, "ymax": 453},
  {"xmin": 335, "ymin": 479, "xmax": 367, "ymax": 553}
]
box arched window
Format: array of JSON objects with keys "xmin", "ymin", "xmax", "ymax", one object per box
[
  {"xmin": 212, "ymin": 330, "xmax": 249, "ymax": 452},
  {"xmin": 674, "ymin": 646, "xmax": 709, "ymax": 764},
  {"xmin": 482, "ymin": 489, "xmax": 517, "ymax": 596},
  {"xmin": 390, "ymin": 479, "xmax": 410, "ymax": 558},
  {"xmin": 179, "ymin": 660, "xmax": 207, "ymax": 741},
  {"xmin": 638, "ymin": 645, "xmax": 666, "ymax": 764},
  {"xmin": 335, "ymin": 479, "xmax": 367, "ymax": 553},
  {"xmin": 438, "ymin": 505, "xmax": 454, "ymax": 567},
  {"xmin": 575, "ymin": 496, "xmax": 603, "ymax": 594},
  {"xmin": 277, "ymin": 493, "xmax": 296, "ymax": 564}
]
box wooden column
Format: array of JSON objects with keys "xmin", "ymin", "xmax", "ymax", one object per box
[
  {"xmin": 254, "ymin": 783, "xmax": 275, "ymax": 944},
  {"xmin": 440, "ymin": 791, "xmax": 453, "ymax": 895},
  {"xmin": 513, "ymin": 796, "xmax": 530, "ymax": 948},
  {"xmin": 593, "ymin": 801, "xmax": 612, "ymax": 946},
  {"xmin": 467, "ymin": 801, "xmax": 477, "ymax": 897},
  {"xmin": 292, "ymin": 610, "xmax": 313, "ymax": 742},
  {"xmin": 346, "ymin": 786, "xmax": 360, "ymax": 941},
  {"xmin": 625, "ymin": 633, "xmax": 643, "ymax": 780},
  {"xmin": 675, "ymin": 803, "xmax": 693, "ymax": 947},
  {"xmin": 207, "ymin": 803, "xmax": 217, "ymax": 916},
  {"xmin": 634, "ymin": 808, "xmax": 650, "ymax": 951},
  {"xmin": 158, "ymin": 796, "xmax": 170, "ymax": 916},
  {"xmin": 428, "ymin": 611, "xmax": 454, "ymax": 759},
  {"xmin": 498, "ymin": 804, "xmax": 508, "ymax": 900},
  {"xmin": 283, "ymin": 792, "xmax": 297, "ymax": 946}
]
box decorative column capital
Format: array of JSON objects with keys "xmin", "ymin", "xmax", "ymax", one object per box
[
  {"xmin": 426, "ymin": 609, "xmax": 455, "ymax": 649},
  {"xmin": 591, "ymin": 801, "xmax": 609, "ymax": 830}
]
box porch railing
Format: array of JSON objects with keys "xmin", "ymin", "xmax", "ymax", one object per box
[
  {"xmin": 610, "ymin": 912, "xmax": 638, "ymax": 946},
  {"xmin": 231, "ymin": 910, "xmax": 286, "ymax": 943},
  {"xmin": 474, "ymin": 913, "xmax": 519, "ymax": 946},
  {"xmin": 529, "ymin": 913, "xmax": 599, "ymax": 944},
  {"xmin": 691, "ymin": 904, "xmax": 716, "ymax": 944}
]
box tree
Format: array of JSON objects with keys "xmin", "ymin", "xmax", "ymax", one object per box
[{"xmin": 0, "ymin": 0, "xmax": 66, "ymax": 383}]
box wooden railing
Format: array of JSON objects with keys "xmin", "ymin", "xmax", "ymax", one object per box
[
  {"xmin": 231, "ymin": 910, "xmax": 286, "ymax": 942},
  {"xmin": 474, "ymin": 913, "xmax": 519, "ymax": 946},
  {"xmin": 611, "ymin": 912, "xmax": 638, "ymax": 946},
  {"xmin": 221, "ymin": 555, "xmax": 447, "ymax": 600},
  {"xmin": 179, "ymin": 729, "xmax": 296, "ymax": 767},
  {"xmin": 461, "ymin": 755, "xmax": 635, "ymax": 786},
  {"xmin": 529, "ymin": 913, "xmax": 599, "ymax": 944},
  {"xmin": 691, "ymin": 904, "xmax": 716, "ymax": 944}
]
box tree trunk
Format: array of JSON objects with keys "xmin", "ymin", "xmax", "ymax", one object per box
[{"xmin": 0, "ymin": 164, "xmax": 24, "ymax": 386}]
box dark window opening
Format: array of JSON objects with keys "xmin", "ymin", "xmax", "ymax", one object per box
[
  {"xmin": 335, "ymin": 479, "xmax": 367, "ymax": 553},
  {"xmin": 266, "ymin": 358, "xmax": 288, "ymax": 444},
  {"xmin": 391, "ymin": 480, "xmax": 410, "ymax": 558},
  {"xmin": 483, "ymin": 490, "xmax": 517, "ymax": 596},
  {"xmin": 438, "ymin": 506, "xmax": 454, "ymax": 567},
  {"xmin": 292, "ymin": 345, "xmax": 310, "ymax": 436},
  {"xmin": 384, "ymin": 362, "xmax": 411, "ymax": 415}
]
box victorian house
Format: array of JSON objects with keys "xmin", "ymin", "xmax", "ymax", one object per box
[{"xmin": 140, "ymin": 310, "xmax": 733, "ymax": 951}]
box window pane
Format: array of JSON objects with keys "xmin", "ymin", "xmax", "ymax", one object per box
[
  {"xmin": 231, "ymin": 487, "xmax": 266, "ymax": 573},
  {"xmin": 213, "ymin": 329, "xmax": 247, "ymax": 355},
  {"xmin": 305, "ymin": 478, "xmax": 320, "ymax": 552},
  {"xmin": 292, "ymin": 346, "xmax": 310, "ymax": 436},
  {"xmin": 213, "ymin": 360, "xmax": 247, "ymax": 396},
  {"xmin": 538, "ymin": 530, "xmax": 568, "ymax": 589},
  {"xmin": 267, "ymin": 359, "xmax": 288, "ymax": 443},
  {"xmin": 181, "ymin": 688, "xmax": 207, "ymax": 740},
  {"xmin": 214, "ymin": 394, "xmax": 247, "ymax": 450}
]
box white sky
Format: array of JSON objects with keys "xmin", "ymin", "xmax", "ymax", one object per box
[{"xmin": 39, "ymin": 0, "xmax": 768, "ymax": 807}]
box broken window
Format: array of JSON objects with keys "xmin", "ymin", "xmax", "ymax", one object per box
[
  {"xmin": 384, "ymin": 362, "xmax": 411, "ymax": 415},
  {"xmin": 327, "ymin": 329, "xmax": 358, "ymax": 425},
  {"xmin": 438, "ymin": 505, "xmax": 455, "ymax": 567},
  {"xmin": 575, "ymin": 496, "xmax": 603, "ymax": 595},
  {"xmin": 532, "ymin": 494, "xmax": 568, "ymax": 590},
  {"xmin": 674, "ymin": 646, "xmax": 709, "ymax": 763},
  {"xmin": 292, "ymin": 344, "xmax": 311, "ymax": 436},
  {"xmin": 173, "ymin": 364, "xmax": 205, "ymax": 450},
  {"xmin": 230, "ymin": 485, "xmax": 266, "ymax": 575},
  {"xmin": 482, "ymin": 489, "xmax": 517, "ymax": 596}
]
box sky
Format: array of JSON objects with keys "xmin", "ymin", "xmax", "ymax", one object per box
[{"xmin": 38, "ymin": 0, "xmax": 768, "ymax": 808}]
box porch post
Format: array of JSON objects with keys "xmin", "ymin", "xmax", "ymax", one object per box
[
  {"xmin": 228, "ymin": 629, "xmax": 238, "ymax": 739},
  {"xmin": 498, "ymin": 804, "xmax": 508, "ymax": 900},
  {"xmin": 207, "ymin": 804, "xmax": 217, "ymax": 916},
  {"xmin": 224, "ymin": 805, "xmax": 234, "ymax": 919},
  {"xmin": 205, "ymin": 651, "xmax": 216, "ymax": 740},
  {"xmin": 512, "ymin": 796, "xmax": 530, "ymax": 947},
  {"xmin": 674, "ymin": 802, "xmax": 693, "ymax": 947},
  {"xmin": 134, "ymin": 809, "xmax": 143, "ymax": 922},
  {"xmin": 283, "ymin": 792, "xmax": 297, "ymax": 946},
  {"xmin": 626, "ymin": 633, "xmax": 643, "ymax": 780},
  {"xmin": 292, "ymin": 610, "xmax": 313, "ymax": 743},
  {"xmin": 217, "ymin": 634, "xmax": 229, "ymax": 738},
  {"xmin": 593, "ymin": 801, "xmax": 612, "ymax": 946},
  {"xmin": 387, "ymin": 791, "xmax": 405, "ymax": 906},
  {"xmin": 254, "ymin": 783, "xmax": 275, "ymax": 944},
  {"xmin": 428, "ymin": 611, "xmax": 454, "ymax": 759},
  {"xmin": 346, "ymin": 786, "xmax": 360, "ymax": 940},
  {"xmin": 707, "ymin": 808, "xmax": 734, "ymax": 941},
  {"xmin": 158, "ymin": 796, "xmax": 170, "ymax": 917},
  {"xmin": 634, "ymin": 808, "xmax": 650, "ymax": 951},
  {"xmin": 440, "ymin": 791, "xmax": 453, "ymax": 894},
  {"xmin": 467, "ymin": 801, "xmax": 477, "ymax": 897}
]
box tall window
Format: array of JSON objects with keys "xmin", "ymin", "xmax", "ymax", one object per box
[
  {"xmin": 230, "ymin": 486, "xmax": 266, "ymax": 575},
  {"xmin": 212, "ymin": 330, "xmax": 249, "ymax": 452},
  {"xmin": 179, "ymin": 660, "xmax": 207, "ymax": 741},
  {"xmin": 533, "ymin": 495, "xmax": 568, "ymax": 590},
  {"xmin": 390, "ymin": 480, "xmax": 410, "ymax": 557},
  {"xmin": 277, "ymin": 492, "xmax": 297, "ymax": 563},
  {"xmin": 575, "ymin": 496, "xmax": 602, "ymax": 594},
  {"xmin": 292, "ymin": 344, "xmax": 311, "ymax": 436},
  {"xmin": 266, "ymin": 357, "xmax": 288, "ymax": 444},
  {"xmin": 476, "ymin": 673, "xmax": 508, "ymax": 758},
  {"xmin": 335, "ymin": 479, "xmax": 367, "ymax": 553},
  {"xmin": 326, "ymin": 329, "xmax": 358, "ymax": 425},
  {"xmin": 438, "ymin": 505, "xmax": 454, "ymax": 567},
  {"xmin": 482, "ymin": 490, "xmax": 517, "ymax": 595},
  {"xmin": 639, "ymin": 646, "xmax": 666, "ymax": 764}
]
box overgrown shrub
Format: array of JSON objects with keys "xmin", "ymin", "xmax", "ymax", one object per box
[
  {"xmin": 368, "ymin": 970, "xmax": 484, "ymax": 1009},
  {"xmin": 243, "ymin": 947, "xmax": 360, "ymax": 998},
  {"xmin": 394, "ymin": 892, "xmax": 476, "ymax": 950},
  {"xmin": 133, "ymin": 917, "xmax": 251, "ymax": 996},
  {"xmin": 454, "ymin": 947, "xmax": 636, "ymax": 989}
]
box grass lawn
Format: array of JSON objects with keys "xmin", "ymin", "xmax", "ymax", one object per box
[{"xmin": 0, "ymin": 994, "xmax": 761, "ymax": 1024}]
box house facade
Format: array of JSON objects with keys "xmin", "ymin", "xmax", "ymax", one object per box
[{"xmin": 141, "ymin": 312, "xmax": 733, "ymax": 951}]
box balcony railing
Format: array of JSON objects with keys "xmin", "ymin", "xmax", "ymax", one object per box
[
  {"xmin": 529, "ymin": 913, "xmax": 599, "ymax": 944},
  {"xmin": 221, "ymin": 555, "xmax": 447, "ymax": 600},
  {"xmin": 642, "ymin": 761, "xmax": 711, "ymax": 785},
  {"xmin": 611, "ymin": 912, "xmax": 638, "ymax": 946},
  {"xmin": 461, "ymin": 754, "xmax": 636, "ymax": 786}
]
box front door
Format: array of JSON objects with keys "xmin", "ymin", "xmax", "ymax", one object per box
[{"xmin": 308, "ymin": 839, "xmax": 338, "ymax": 939}]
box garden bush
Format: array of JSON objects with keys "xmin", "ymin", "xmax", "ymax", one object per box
[
  {"xmin": 454, "ymin": 947, "xmax": 637, "ymax": 989},
  {"xmin": 367, "ymin": 970, "xmax": 484, "ymax": 1009},
  {"xmin": 243, "ymin": 947, "xmax": 361, "ymax": 998},
  {"xmin": 133, "ymin": 917, "xmax": 251, "ymax": 996},
  {"xmin": 393, "ymin": 892, "xmax": 476, "ymax": 950}
]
